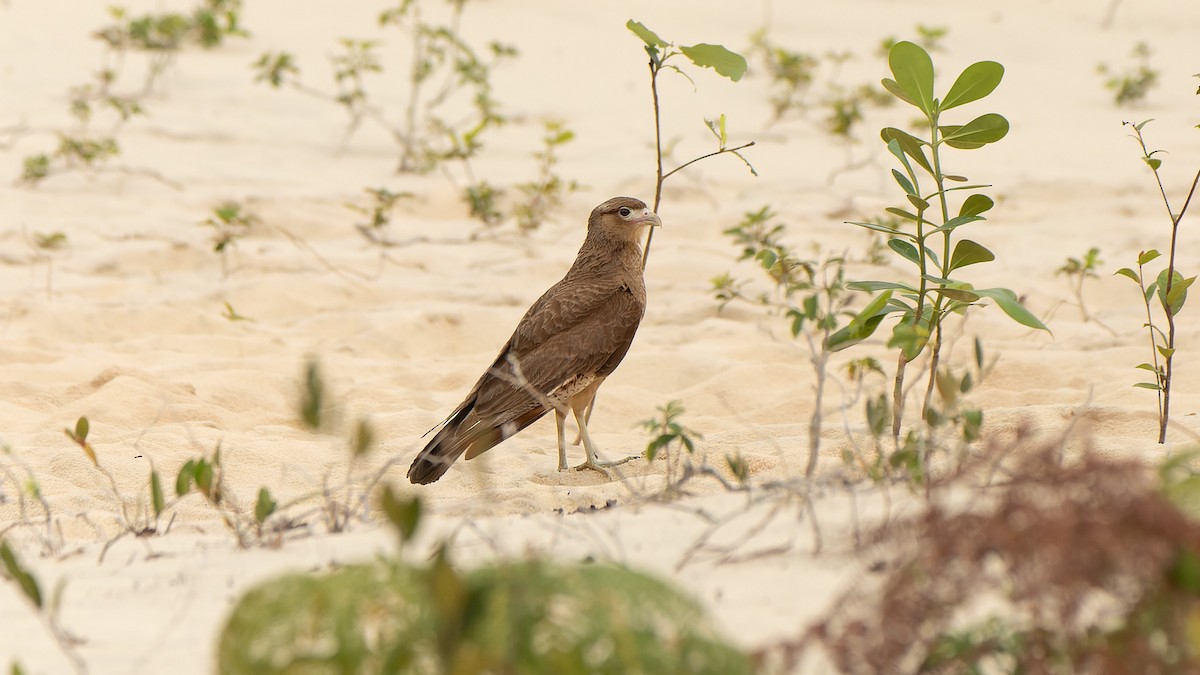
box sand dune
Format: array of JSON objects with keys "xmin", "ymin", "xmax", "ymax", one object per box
[{"xmin": 2, "ymin": 0, "xmax": 1199, "ymax": 672}]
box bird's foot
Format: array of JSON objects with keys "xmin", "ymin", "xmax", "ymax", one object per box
[{"xmin": 572, "ymin": 454, "xmax": 637, "ymax": 475}]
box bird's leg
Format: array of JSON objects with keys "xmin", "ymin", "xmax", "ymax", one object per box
[
  {"xmin": 571, "ymin": 405, "xmax": 636, "ymax": 474},
  {"xmin": 555, "ymin": 408, "xmax": 569, "ymax": 471},
  {"xmin": 570, "ymin": 398, "xmax": 596, "ymax": 446}
]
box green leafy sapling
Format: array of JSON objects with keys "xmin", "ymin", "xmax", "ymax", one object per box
[
  {"xmin": 639, "ymin": 400, "xmax": 703, "ymax": 489},
  {"xmin": 201, "ymin": 200, "xmax": 260, "ymax": 276},
  {"xmin": 1056, "ymin": 247, "xmax": 1117, "ymax": 334},
  {"xmin": 513, "ymin": 121, "xmax": 581, "ymax": 232},
  {"xmin": 835, "ymin": 41, "xmax": 1048, "ymax": 444},
  {"xmin": 1115, "ymin": 120, "xmax": 1199, "ymax": 444},
  {"xmin": 626, "ymin": 20, "xmax": 756, "ymax": 269},
  {"xmin": 351, "ymin": 187, "xmax": 413, "ymax": 245},
  {"xmin": 20, "ymin": 0, "xmax": 244, "ymax": 186},
  {"xmin": 566, "ymin": 22, "xmax": 755, "ymax": 444},
  {"xmin": 714, "ymin": 207, "xmax": 856, "ymax": 477},
  {"xmin": 748, "ymin": 30, "xmax": 818, "ymax": 121},
  {"xmin": 1, "ymin": 538, "xmax": 84, "ymax": 673}
]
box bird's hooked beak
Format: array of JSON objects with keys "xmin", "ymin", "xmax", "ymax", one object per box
[{"xmin": 637, "ymin": 209, "xmax": 662, "ymax": 229}]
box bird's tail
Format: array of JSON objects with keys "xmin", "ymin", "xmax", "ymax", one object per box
[
  {"xmin": 407, "ymin": 403, "xmax": 474, "ymax": 485},
  {"xmin": 407, "ymin": 403, "xmax": 549, "ymax": 484}
]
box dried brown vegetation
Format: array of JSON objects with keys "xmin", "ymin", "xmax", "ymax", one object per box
[{"xmin": 771, "ymin": 434, "xmax": 1200, "ymax": 674}]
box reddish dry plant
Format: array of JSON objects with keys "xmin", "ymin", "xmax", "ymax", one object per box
[{"xmin": 771, "ymin": 437, "xmax": 1200, "ymax": 674}]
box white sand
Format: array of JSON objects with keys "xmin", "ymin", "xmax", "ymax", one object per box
[{"xmin": 2, "ymin": 0, "xmax": 1199, "ymax": 672}]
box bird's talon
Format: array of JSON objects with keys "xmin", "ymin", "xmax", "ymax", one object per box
[{"xmin": 573, "ymin": 461, "xmax": 611, "ymax": 476}]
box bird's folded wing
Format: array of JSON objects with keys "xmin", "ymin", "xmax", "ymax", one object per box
[{"xmin": 471, "ymin": 284, "xmax": 645, "ymax": 421}]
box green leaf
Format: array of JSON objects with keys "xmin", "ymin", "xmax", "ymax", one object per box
[
  {"xmin": 350, "ymin": 418, "xmax": 375, "ymax": 459},
  {"xmin": 679, "ymin": 43, "xmax": 748, "ymax": 82},
  {"xmin": 948, "ymin": 239, "xmax": 996, "ymax": 272},
  {"xmin": 974, "ymin": 287, "xmax": 1050, "ymax": 332},
  {"xmin": 959, "ymin": 194, "xmax": 994, "ymax": 218},
  {"xmin": 1134, "ymin": 382, "xmax": 1163, "ymax": 390},
  {"xmin": 150, "ymin": 469, "xmax": 165, "ymax": 518},
  {"xmin": 380, "ymin": 486, "xmax": 423, "ymax": 543},
  {"xmin": 1157, "ymin": 269, "xmax": 1194, "ymax": 316},
  {"xmin": 176, "ymin": 460, "xmax": 195, "ymax": 496},
  {"xmin": 848, "ymin": 280, "xmax": 917, "ymax": 293},
  {"xmin": 927, "ymin": 214, "xmax": 983, "ymax": 235},
  {"xmin": 300, "ymin": 359, "xmax": 324, "ymax": 430},
  {"xmin": 932, "ymin": 287, "xmax": 980, "ymax": 302},
  {"xmin": 888, "ymin": 320, "xmax": 930, "ymax": 360},
  {"xmin": 1135, "ymin": 363, "xmax": 1160, "ymax": 372},
  {"xmin": 941, "ymin": 61, "xmax": 1004, "ymax": 110},
  {"xmin": 1139, "ymin": 249, "xmax": 1161, "ymax": 265},
  {"xmin": 625, "ymin": 20, "xmax": 666, "ymax": 48},
  {"xmin": 75, "ymin": 417, "xmax": 89, "ymax": 442},
  {"xmin": 880, "ymin": 78, "xmax": 914, "ymax": 107},
  {"xmin": 194, "ymin": 459, "xmax": 214, "ymax": 499},
  {"xmin": 941, "ymin": 113, "xmax": 1009, "ymax": 149},
  {"xmin": 888, "ymin": 238, "xmax": 920, "ymax": 266},
  {"xmin": 254, "ymin": 487, "xmax": 277, "ymax": 525},
  {"xmin": 885, "ymin": 207, "xmax": 921, "ymax": 223},
  {"xmin": 827, "ymin": 291, "xmax": 895, "ymax": 352},
  {"xmin": 1115, "ymin": 267, "xmax": 1140, "ymax": 283},
  {"xmin": 0, "ymin": 540, "xmax": 41, "ymax": 609},
  {"xmin": 881, "ymin": 127, "xmax": 933, "ymax": 174},
  {"xmin": 887, "ymin": 41, "xmax": 935, "ymax": 115},
  {"xmin": 892, "ymin": 169, "xmax": 917, "ymax": 196},
  {"xmin": 907, "ymin": 194, "xmax": 930, "ymax": 211}
]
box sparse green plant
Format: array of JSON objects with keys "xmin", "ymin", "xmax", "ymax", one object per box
[
  {"xmin": 463, "ymin": 180, "xmax": 504, "ymax": 227},
  {"xmin": 0, "ymin": 445, "xmax": 60, "ymax": 556},
  {"xmin": 1097, "ymin": 42, "xmax": 1158, "ymax": 106},
  {"xmin": 513, "ymin": 121, "xmax": 581, "ymax": 232},
  {"xmin": 62, "ymin": 416, "xmax": 176, "ymax": 558},
  {"xmin": 1056, "ymin": 246, "xmax": 1116, "ymax": 334},
  {"xmin": 174, "ymin": 446, "xmax": 293, "ymax": 547},
  {"xmin": 351, "ymin": 187, "xmax": 413, "ymax": 245},
  {"xmin": 748, "ymin": 30, "xmax": 819, "ymax": 121},
  {"xmin": 19, "ymin": 1, "xmax": 245, "ymax": 186},
  {"xmin": 834, "ymin": 41, "xmax": 1048, "ymax": 460},
  {"xmin": 749, "ymin": 30, "xmax": 906, "ymax": 182},
  {"xmin": 639, "ymin": 400, "xmax": 702, "ymax": 486},
  {"xmin": 201, "ymin": 200, "xmax": 260, "ymax": 275},
  {"xmin": 255, "ymin": 1, "xmax": 516, "ymax": 225},
  {"xmin": 221, "ymin": 302, "xmax": 253, "ymax": 322},
  {"xmin": 878, "ymin": 24, "xmax": 948, "ymax": 58},
  {"xmin": 1115, "ymin": 120, "xmax": 1199, "ymax": 444},
  {"xmin": 1, "ymin": 538, "xmax": 84, "ymax": 674},
  {"xmin": 94, "ymin": 1, "xmax": 247, "ymax": 93},
  {"xmin": 626, "ymin": 20, "xmax": 756, "ymax": 269},
  {"xmin": 714, "ymin": 206, "xmax": 858, "ymax": 478}
]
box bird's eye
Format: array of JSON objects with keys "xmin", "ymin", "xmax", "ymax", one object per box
[{"xmin": 618, "ymin": 207, "xmax": 632, "ymax": 218}]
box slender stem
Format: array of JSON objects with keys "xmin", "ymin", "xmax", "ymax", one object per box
[
  {"xmin": 806, "ymin": 283, "xmax": 833, "ymax": 478},
  {"xmin": 661, "ymin": 141, "xmax": 757, "ymax": 183},
  {"xmin": 1136, "ymin": 262, "xmax": 1165, "ymax": 425},
  {"xmin": 642, "ymin": 61, "xmax": 665, "ymax": 272},
  {"xmin": 921, "ymin": 112, "xmax": 950, "ymax": 425},
  {"xmin": 1158, "ymin": 170, "xmax": 1200, "ymax": 443}
]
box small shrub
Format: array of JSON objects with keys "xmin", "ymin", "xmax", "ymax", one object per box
[
  {"xmin": 1097, "ymin": 42, "xmax": 1158, "ymax": 106},
  {"xmin": 218, "ymin": 557, "xmax": 750, "ymax": 674}
]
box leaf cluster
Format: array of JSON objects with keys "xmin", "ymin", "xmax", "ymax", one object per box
[
  {"xmin": 838, "ymin": 41, "xmax": 1046, "ymax": 362},
  {"xmin": 1097, "ymin": 42, "xmax": 1158, "ymax": 106}
]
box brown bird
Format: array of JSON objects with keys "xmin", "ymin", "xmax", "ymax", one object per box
[{"xmin": 407, "ymin": 197, "xmax": 662, "ymax": 484}]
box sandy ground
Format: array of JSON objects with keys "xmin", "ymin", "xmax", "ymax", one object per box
[{"xmin": 2, "ymin": 0, "xmax": 1200, "ymax": 672}]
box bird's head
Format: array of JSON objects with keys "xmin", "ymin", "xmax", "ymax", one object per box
[{"xmin": 587, "ymin": 197, "xmax": 662, "ymax": 242}]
